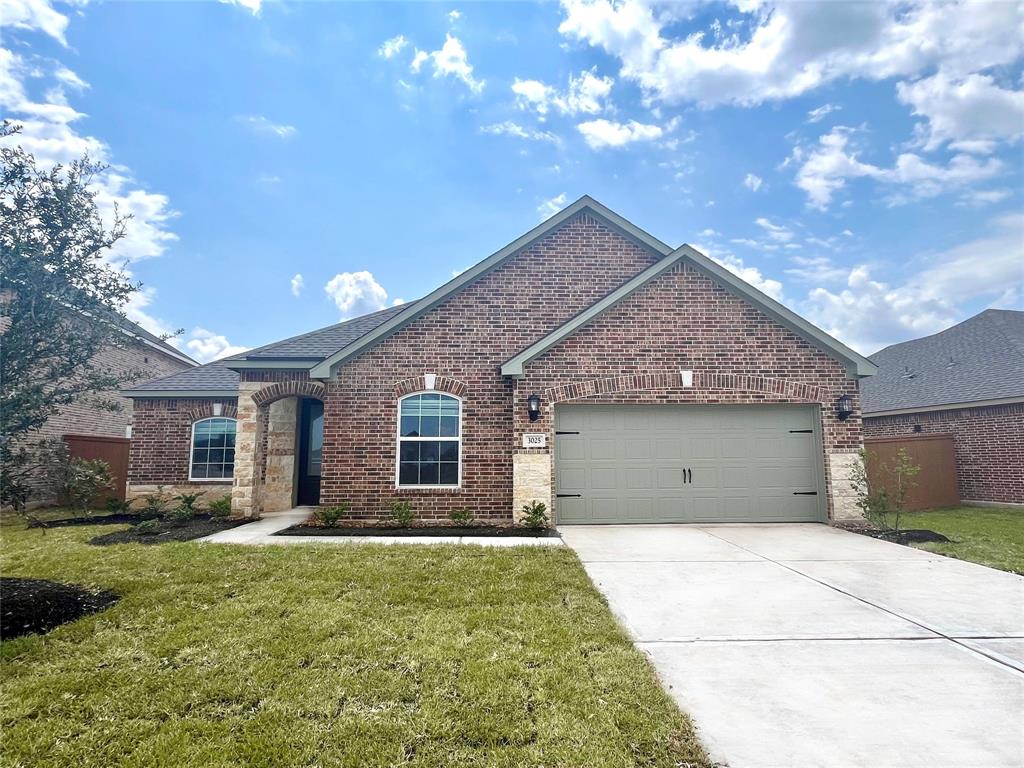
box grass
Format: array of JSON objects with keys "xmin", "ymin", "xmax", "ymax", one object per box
[
  {"xmin": 0, "ymin": 513, "xmax": 710, "ymax": 768},
  {"xmin": 900, "ymin": 505, "xmax": 1024, "ymax": 574}
]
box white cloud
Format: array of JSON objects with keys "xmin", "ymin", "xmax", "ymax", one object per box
[
  {"xmin": 801, "ymin": 213, "xmax": 1024, "ymax": 352},
  {"xmin": 705, "ymin": 249, "xmax": 784, "ymax": 302},
  {"xmin": 409, "ymin": 34, "xmax": 484, "ymax": 93},
  {"xmin": 54, "ymin": 66, "xmax": 87, "ymax": 90},
  {"xmin": 790, "ymin": 126, "xmax": 1003, "ymax": 210},
  {"xmin": 537, "ymin": 193, "xmax": 567, "ymax": 219},
  {"xmin": 219, "ymin": 0, "xmax": 261, "ymax": 17},
  {"xmin": 577, "ymin": 118, "xmax": 662, "ymax": 149},
  {"xmin": 754, "ymin": 217, "xmax": 794, "ymax": 243},
  {"xmin": 185, "ymin": 328, "xmax": 249, "ymax": 363},
  {"xmin": 958, "ymin": 188, "xmax": 1012, "ymax": 207},
  {"xmin": 0, "ymin": 0, "xmax": 69, "ymax": 44},
  {"xmin": 448, "ymin": 10, "xmax": 461, "ymax": 22},
  {"xmin": 290, "ymin": 273, "xmax": 304, "ymax": 297},
  {"xmin": 558, "ymin": 0, "xmax": 1023, "ymax": 108},
  {"xmin": 378, "ymin": 35, "xmax": 408, "ymax": 59},
  {"xmin": 743, "ymin": 173, "xmax": 763, "ymax": 192},
  {"xmin": 237, "ymin": 115, "xmax": 297, "ymax": 139},
  {"xmin": 324, "ymin": 271, "xmax": 392, "ymax": 319},
  {"xmin": 784, "ymin": 255, "xmax": 848, "ymax": 284},
  {"xmin": 897, "ymin": 71, "xmax": 1024, "ymax": 152},
  {"xmin": 807, "ymin": 104, "xmax": 840, "ymax": 123},
  {"xmin": 479, "ymin": 121, "xmax": 560, "ymax": 144},
  {"xmin": 512, "ymin": 68, "xmax": 614, "ymax": 117}
]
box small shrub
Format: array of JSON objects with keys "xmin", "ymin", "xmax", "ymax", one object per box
[
  {"xmin": 448, "ymin": 507, "xmax": 475, "ymax": 526},
  {"xmin": 207, "ymin": 495, "xmax": 232, "ymax": 518},
  {"xmin": 163, "ymin": 505, "xmax": 194, "ymax": 527},
  {"xmin": 135, "ymin": 519, "xmax": 161, "ymax": 536},
  {"xmin": 36, "ymin": 441, "xmax": 113, "ymax": 517},
  {"xmin": 175, "ymin": 492, "xmax": 204, "ymax": 512},
  {"xmin": 105, "ymin": 497, "xmax": 132, "ymax": 514},
  {"xmin": 139, "ymin": 486, "xmax": 170, "ymax": 519},
  {"xmin": 313, "ymin": 503, "xmax": 350, "ymax": 527},
  {"xmin": 520, "ymin": 500, "xmax": 549, "ymax": 529},
  {"xmin": 389, "ymin": 501, "xmax": 415, "ymax": 527}
]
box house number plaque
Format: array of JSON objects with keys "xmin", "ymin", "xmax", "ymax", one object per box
[{"xmin": 522, "ymin": 433, "xmax": 547, "ymax": 448}]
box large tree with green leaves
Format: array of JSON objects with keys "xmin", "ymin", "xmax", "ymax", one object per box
[{"xmin": 0, "ymin": 122, "xmax": 153, "ymax": 509}]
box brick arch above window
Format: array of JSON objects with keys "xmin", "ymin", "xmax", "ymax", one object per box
[
  {"xmin": 542, "ymin": 372, "xmax": 825, "ymax": 405},
  {"xmin": 250, "ymin": 379, "xmax": 327, "ymax": 407},
  {"xmin": 393, "ymin": 375, "xmax": 468, "ymax": 399},
  {"xmin": 185, "ymin": 403, "xmax": 239, "ymax": 423}
]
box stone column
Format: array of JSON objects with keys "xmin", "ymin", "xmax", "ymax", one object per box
[
  {"xmin": 827, "ymin": 451, "xmax": 863, "ymax": 521},
  {"xmin": 231, "ymin": 381, "xmax": 264, "ymax": 518},
  {"xmin": 512, "ymin": 453, "xmax": 552, "ymax": 523},
  {"xmin": 262, "ymin": 397, "xmax": 299, "ymax": 512}
]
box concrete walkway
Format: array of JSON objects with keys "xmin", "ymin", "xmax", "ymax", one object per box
[
  {"xmin": 200, "ymin": 508, "xmax": 563, "ymax": 547},
  {"xmin": 561, "ymin": 523, "xmax": 1024, "ymax": 768}
]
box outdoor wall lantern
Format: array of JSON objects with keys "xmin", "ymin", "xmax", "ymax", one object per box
[
  {"xmin": 527, "ymin": 393, "xmax": 542, "ymax": 422},
  {"xmin": 836, "ymin": 394, "xmax": 853, "ymax": 422}
]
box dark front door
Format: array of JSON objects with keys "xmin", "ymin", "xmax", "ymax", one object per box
[{"xmin": 297, "ymin": 398, "xmax": 323, "ymax": 506}]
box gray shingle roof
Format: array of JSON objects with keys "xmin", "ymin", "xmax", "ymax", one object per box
[
  {"xmin": 123, "ymin": 305, "xmax": 410, "ymax": 395},
  {"xmin": 861, "ymin": 309, "xmax": 1024, "ymax": 414}
]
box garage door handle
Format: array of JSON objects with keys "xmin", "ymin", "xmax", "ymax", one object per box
[
  {"xmin": 789, "ymin": 429, "xmax": 813, "ymax": 433},
  {"xmin": 793, "ymin": 491, "xmax": 818, "ymax": 495},
  {"xmin": 555, "ymin": 431, "xmax": 580, "ymax": 435},
  {"xmin": 556, "ymin": 493, "xmax": 582, "ymax": 498}
]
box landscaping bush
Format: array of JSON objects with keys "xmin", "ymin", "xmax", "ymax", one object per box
[
  {"xmin": 175, "ymin": 492, "xmax": 204, "ymax": 512},
  {"xmin": 389, "ymin": 501, "xmax": 415, "ymax": 527},
  {"xmin": 313, "ymin": 503, "xmax": 350, "ymax": 527},
  {"xmin": 851, "ymin": 447, "xmax": 920, "ymax": 533},
  {"xmin": 207, "ymin": 495, "xmax": 232, "ymax": 518},
  {"xmin": 448, "ymin": 507, "xmax": 475, "ymax": 525},
  {"xmin": 520, "ymin": 500, "xmax": 549, "ymax": 529},
  {"xmin": 138, "ymin": 486, "xmax": 170, "ymax": 519},
  {"xmin": 163, "ymin": 505, "xmax": 194, "ymax": 527},
  {"xmin": 105, "ymin": 497, "xmax": 132, "ymax": 514},
  {"xmin": 135, "ymin": 519, "xmax": 161, "ymax": 536},
  {"xmin": 35, "ymin": 440, "xmax": 113, "ymax": 517}
]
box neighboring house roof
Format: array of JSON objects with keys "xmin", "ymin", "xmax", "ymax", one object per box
[
  {"xmin": 119, "ymin": 317, "xmax": 198, "ymax": 367},
  {"xmin": 861, "ymin": 309, "xmax": 1024, "ymax": 415},
  {"xmin": 502, "ymin": 244, "xmax": 876, "ymax": 379}
]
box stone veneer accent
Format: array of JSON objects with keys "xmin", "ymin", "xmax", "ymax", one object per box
[
  {"xmin": 512, "ymin": 453, "xmax": 552, "ymax": 523},
  {"xmin": 261, "ymin": 398, "xmax": 299, "ymax": 513},
  {"xmin": 825, "ymin": 452, "xmax": 862, "ymax": 520},
  {"xmin": 864, "ymin": 402, "xmax": 1024, "ymax": 505}
]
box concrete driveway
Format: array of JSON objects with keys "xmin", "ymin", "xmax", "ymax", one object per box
[{"xmin": 560, "ymin": 523, "xmax": 1024, "ymax": 768}]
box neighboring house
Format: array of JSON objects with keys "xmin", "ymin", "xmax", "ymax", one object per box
[
  {"xmin": 23, "ymin": 317, "xmax": 197, "ymax": 501},
  {"xmin": 862, "ymin": 309, "xmax": 1024, "ymax": 506},
  {"xmin": 123, "ymin": 196, "xmax": 876, "ymax": 524}
]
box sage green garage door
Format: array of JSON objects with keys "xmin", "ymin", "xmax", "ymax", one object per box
[{"xmin": 554, "ymin": 405, "xmax": 826, "ymax": 524}]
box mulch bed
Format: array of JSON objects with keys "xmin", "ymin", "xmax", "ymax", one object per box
[
  {"xmin": 276, "ymin": 524, "xmax": 560, "ymax": 538},
  {"xmin": 29, "ymin": 513, "xmax": 145, "ymax": 528},
  {"xmin": 1, "ymin": 577, "xmax": 118, "ymax": 640},
  {"xmin": 90, "ymin": 515, "xmax": 246, "ymax": 546},
  {"xmin": 873, "ymin": 528, "xmax": 952, "ymax": 544}
]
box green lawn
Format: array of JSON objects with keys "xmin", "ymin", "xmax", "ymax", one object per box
[
  {"xmin": 900, "ymin": 506, "xmax": 1024, "ymax": 574},
  {"xmin": 0, "ymin": 516, "xmax": 709, "ymax": 768}
]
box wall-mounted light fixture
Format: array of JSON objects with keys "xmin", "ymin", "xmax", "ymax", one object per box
[
  {"xmin": 836, "ymin": 394, "xmax": 853, "ymax": 422},
  {"xmin": 527, "ymin": 393, "xmax": 542, "ymax": 422}
]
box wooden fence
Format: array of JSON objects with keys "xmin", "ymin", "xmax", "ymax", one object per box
[
  {"xmin": 863, "ymin": 433, "xmax": 960, "ymax": 511},
  {"xmin": 63, "ymin": 434, "xmax": 130, "ymax": 503}
]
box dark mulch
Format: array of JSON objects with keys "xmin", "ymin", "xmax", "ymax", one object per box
[
  {"xmin": 1, "ymin": 577, "xmax": 118, "ymax": 640},
  {"xmin": 90, "ymin": 515, "xmax": 246, "ymax": 546},
  {"xmin": 874, "ymin": 528, "xmax": 952, "ymax": 544},
  {"xmin": 29, "ymin": 512, "xmax": 145, "ymax": 529},
  {"xmin": 276, "ymin": 524, "xmax": 560, "ymax": 538}
]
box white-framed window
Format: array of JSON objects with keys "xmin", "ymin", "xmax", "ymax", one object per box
[
  {"xmin": 189, "ymin": 417, "xmax": 237, "ymax": 481},
  {"xmin": 396, "ymin": 392, "xmax": 461, "ymax": 488}
]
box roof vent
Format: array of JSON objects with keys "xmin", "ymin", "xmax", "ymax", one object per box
[{"xmin": 900, "ymin": 366, "xmax": 916, "ymax": 379}]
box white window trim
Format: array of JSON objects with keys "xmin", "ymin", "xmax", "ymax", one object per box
[
  {"xmin": 188, "ymin": 417, "xmax": 238, "ymax": 483},
  {"xmin": 394, "ymin": 391, "xmax": 462, "ymax": 489}
]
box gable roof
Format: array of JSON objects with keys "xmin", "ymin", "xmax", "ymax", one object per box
[
  {"xmin": 121, "ymin": 319, "xmax": 198, "ymax": 367},
  {"xmin": 308, "ymin": 195, "xmax": 673, "ymax": 379},
  {"xmin": 862, "ymin": 309, "xmax": 1024, "ymax": 415},
  {"xmin": 121, "ymin": 305, "xmax": 405, "ymax": 397},
  {"xmin": 502, "ymin": 244, "xmax": 877, "ymax": 379}
]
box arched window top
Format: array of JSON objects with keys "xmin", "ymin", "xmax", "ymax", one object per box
[
  {"xmin": 190, "ymin": 417, "xmax": 237, "ymax": 481},
  {"xmin": 396, "ymin": 393, "xmax": 461, "ymax": 487}
]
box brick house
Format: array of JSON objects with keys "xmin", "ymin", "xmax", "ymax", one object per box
[
  {"xmin": 123, "ymin": 196, "xmax": 877, "ymax": 524},
  {"xmin": 862, "ymin": 309, "xmax": 1024, "ymax": 506}
]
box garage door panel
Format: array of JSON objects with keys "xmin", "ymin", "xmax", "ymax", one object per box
[{"xmin": 555, "ymin": 405, "xmax": 824, "ymax": 524}]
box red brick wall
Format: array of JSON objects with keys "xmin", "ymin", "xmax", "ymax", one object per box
[
  {"xmin": 321, "ymin": 214, "xmax": 860, "ymax": 521},
  {"xmin": 322, "ymin": 213, "xmax": 660, "ymax": 520},
  {"xmin": 864, "ymin": 403, "xmax": 1024, "ymax": 504},
  {"xmin": 127, "ymin": 397, "xmax": 238, "ymax": 488}
]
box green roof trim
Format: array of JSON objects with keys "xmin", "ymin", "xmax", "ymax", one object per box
[
  {"xmin": 309, "ymin": 195, "xmax": 672, "ymax": 379},
  {"xmin": 501, "ymin": 244, "xmax": 878, "ymax": 379}
]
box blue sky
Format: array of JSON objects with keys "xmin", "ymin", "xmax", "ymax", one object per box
[{"xmin": 2, "ymin": 0, "xmax": 1022, "ymax": 361}]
